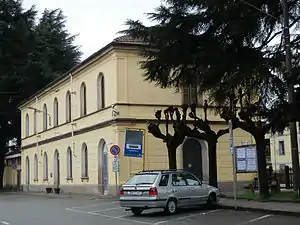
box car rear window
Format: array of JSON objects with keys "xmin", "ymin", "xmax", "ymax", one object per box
[{"xmin": 125, "ymin": 173, "xmax": 158, "ymax": 185}]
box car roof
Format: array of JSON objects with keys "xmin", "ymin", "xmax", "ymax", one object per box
[{"xmin": 136, "ymin": 169, "xmax": 189, "ymax": 175}]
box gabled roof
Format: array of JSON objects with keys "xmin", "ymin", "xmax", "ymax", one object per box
[{"xmin": 18, "ymin": 35, "xmax": 144, "ymax": 109}]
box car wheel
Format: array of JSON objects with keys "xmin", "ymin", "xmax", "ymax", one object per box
[
  {"xmin": 131, "ymin": 207, "xmax": 143, "ymax": 216},
  {"xmin": 207, "ymin": 193, "xmax": 217, "ymax": 209},
  {"xmin": 164, "ymin": 198, "xmax": 177, "ymax": 215}
]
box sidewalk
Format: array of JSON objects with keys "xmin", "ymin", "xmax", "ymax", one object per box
[{"xmin": 220, "ymin": 198, "xmax": 300, "ymax": 217}]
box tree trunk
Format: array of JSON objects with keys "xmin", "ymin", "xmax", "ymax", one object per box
[
  {"xmin": 168, "ymin": 146, "xmax": 177, "ymax": 170},
  {"xmin": 255, "ymin": 136, "xmax": 269, "ymax": 199},
  {"xmin": 208, "ymin": 141, "xmax": 218, "ymax": 187}
]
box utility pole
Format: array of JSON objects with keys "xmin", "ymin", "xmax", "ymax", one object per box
[{"xmin": 282, "ymin": 0, "xmax": 300, "ymax": 194}]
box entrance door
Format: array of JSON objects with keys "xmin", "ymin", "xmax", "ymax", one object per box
[
  {"xmin": 54, "ymin": 150, "xmax": 60, "ymax": 188},
  {"xmin": 102, "ymin": 143, "xmax": 108, "ymax": 195},
  {"xmin": 182, "ymin": 138, "xmax": 203, "ymax": 180},
  {"xmin": 25, "ymin": 157, "xmax": 30, "ymax": 188}
]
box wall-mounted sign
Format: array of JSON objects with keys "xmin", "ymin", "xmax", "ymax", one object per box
[{"xmin": 124, "ymin": 129, "xmax": 144, "ymax": 158}]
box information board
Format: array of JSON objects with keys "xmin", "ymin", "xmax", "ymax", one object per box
[{"xmin": 235, "ymin": 145, "xmax": 257, "ymax": 173}]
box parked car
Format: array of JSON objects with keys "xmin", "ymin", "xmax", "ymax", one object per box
[{"xmin": 119, "ymin": 169, "xmax": 220, "ymax": 216}]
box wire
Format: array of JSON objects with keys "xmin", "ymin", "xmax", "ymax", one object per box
[{"xmin": 239, "ymin": 0, "xmax": 280, "ymax": 21}]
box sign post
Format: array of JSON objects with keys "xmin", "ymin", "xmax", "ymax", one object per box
[
  {"xmin": 110, "ymin": 145, "xmax": 120, "ymax": 195},
  {"xmin": 229, "ymin": 120, "xmax": 237, "ymax": 209}
]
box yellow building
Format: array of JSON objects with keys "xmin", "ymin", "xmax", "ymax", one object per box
[
  {"xmin": 269, "ymin": 125, "xmax": 300, "ymax": 171},
  {"xmin": 3, "ymin": 151, "xmax": 22, "ymax": 189},
  {"xmin": 19, "ymin": 36, "xmax": 254, "ymax": 196}
]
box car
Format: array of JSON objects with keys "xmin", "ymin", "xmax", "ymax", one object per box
[{"xmin": 119, "ymin": 169, "xmax": 220, "ymax": 216}]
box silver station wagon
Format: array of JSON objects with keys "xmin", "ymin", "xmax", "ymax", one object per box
[{"xmin": 119, "ymin": 170, "xmax": 220, "ymax": 216}]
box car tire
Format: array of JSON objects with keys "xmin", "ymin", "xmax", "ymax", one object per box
[
  {"xmin": 164, "ymin": 198, "xmax": 177, "ymax": 215},
  {"xmin": 131, "ymin": 207, "xmax": 143, "ymax": 216},
  {"xmin": 207, "ymin": 193, "xmax": 217, "ymax": 209}
]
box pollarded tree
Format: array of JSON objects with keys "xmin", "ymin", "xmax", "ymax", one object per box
[{"xmin": 148, "ymin": 102, "xmax": 236, "ymax": 187}]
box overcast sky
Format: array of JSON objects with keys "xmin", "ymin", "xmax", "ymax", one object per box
[{"xmin": 23, "ymin": 0, "xmax": 162, "ymax": 60}]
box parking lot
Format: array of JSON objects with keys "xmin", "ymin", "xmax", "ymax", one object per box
[{"xmin": 0, "ymin": 193, "xmax": 300, "ymax": 225}]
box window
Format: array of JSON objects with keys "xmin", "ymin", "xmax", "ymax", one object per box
[
  {"xmin": 97, "ymin": 73, "xmax": 105, "ymax": 110},
  {"xmin": 53, "ymin": 98, "xmax": 59, "ymax": 126},
  {"xmin": 67, "ymin": 147, "xmax": 72, "ymax": 179},
  {"xmin": 43, "ymin": 104, "xmax": 48, "ymax": 130},
  {"xmin": 125, "ymin": 173, "xmax": 158, "ymax": 185},
  {"xmin": 184, "ymin": 173, "xmax": 201, "ymax": 186},
  {"xmin": 66, "ymin": 91, "xmax": 72, "ymax": 122},
  {"xmin": 279, "ymin": 141, "xmax": 285, "ymax": 155},
  {"xmin": 81, "ymin": 143, "xmax": 88, "ymax": 177},
  {"xmin": 34, "ymin": 154, "xmax": 38, "ymax": 181},
  {"xmin": 182, "ymin": 85, "xmax": 202, "ymax": 105},
  {"xmin": 159, "ymin": 174, "xmax": 169, "ymax": 186},
  {"xmin": 171, "ymin": 173, "xmax": 187, "ymax": 186},
  {"xmin": 33, "ymin": 110, "xmax": 37, "ymax": 134},
  {"xmin": 43, "ymin": 152, "xmax": 48, "ymax": 180},
  {"xmin": 25, "ymin": 113, "xmax": 29, "ymax": 137},
  {"xmin": 80, "ymin": 82, "xmax": 87, "ymax": 116}
]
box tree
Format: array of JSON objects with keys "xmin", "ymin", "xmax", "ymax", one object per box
[
  {"xmin": 0, "ymin": 1, "xmax": 81, "ymax": 188},
  {"xmin": 121, "ymin": 0, "xmax": 300, "ymax": 197},
  {"xmin": 148, "ymin": 102, "xmax": 233, "ymax": 187}
]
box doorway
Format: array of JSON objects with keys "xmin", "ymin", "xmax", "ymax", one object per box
[
  {"xmin": 53, "ymin": 150, "xmax": 60, "ymax": 188},
  {"xmin": 182, "ymin": 138, "xmax": 203, "ymax": 180},
  {"xmin": 98, "ymin": 139, "xmax": 108, "ymax": 195},
  {"xmin": 25, "ymin": 156, "xmax": 30, "ymax": 187}
]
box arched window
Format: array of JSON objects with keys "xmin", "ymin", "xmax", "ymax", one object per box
[
  {"xmin": 25, "ymin": 113, "xmax": 29, "ymax": 137},
  {"xmin": 53, "ymin": 98, "xmax": 59, "ymax": 126},
  {"xmin": 43, "ymin": 104, "xmax": 48, "ymax": 130},
  {"xmin": 43, "ymin": 152, "xmax": 48, "ymax": 180},
  {"xmin": 67, "ymin": 147, "xmax": 72, "ymax": 179},
  {"xmin": 34, "ymin": 154, "xmax": 38, "ymax": 181},
  {"xmin": 66, "ymin": 91, "xmax": 72, "ymax": 122},
  {"xmin": 80, "ymin": 82, "xmax": 87, "ymax": 116},
  {"xmin": 33, "ymin": 110, "xmax": 37, "ymax": 134},
  {"xmin": 81, "ymin": 143, "xmax": 88, "ymax": 177},
  {"xmin": 97, "ymin": 73, "xmax": 105, "ymax": 110}
]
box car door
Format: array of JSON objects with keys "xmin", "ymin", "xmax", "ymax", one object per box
[
  {"xmin": 183, "ymin": 172, "xmax": 206, "ymax": 204},
  {"xmin": 170, "ymin": 173, "xmax": 190, "ymax": 207}
]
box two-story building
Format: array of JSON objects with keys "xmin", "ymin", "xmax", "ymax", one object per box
[{"xmin": 19, "ymin": 36, "xmax": 254, "ymax": 195}]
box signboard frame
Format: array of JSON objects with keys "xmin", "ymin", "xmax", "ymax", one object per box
[
  {"xmin": 235, "ymin": 144, "xmax": 258, "ymax": 173},
  {"xmin": 124, "ymin": 129, "xmax": 144, "ymax": 158}
]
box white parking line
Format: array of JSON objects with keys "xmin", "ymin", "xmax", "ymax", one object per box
[
  {"xmin": 70, "ymin": 201, "xmax": 119, "ymax": 209},
  {"xmin": 240, "ymin": 214, "xmax": 273, "ymax": 224},
  {"xmin": 90, "ymin": 207, "xmax": 122, "ymax": 213},
  {"xmin": 65, "ymin": 207, "xmax": 152, "ymax": 225},
  {"xmin": 153, "ymin": 209, "xmax": 223, "ymax": 225}
]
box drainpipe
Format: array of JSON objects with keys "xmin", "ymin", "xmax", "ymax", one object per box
[{"xmin": 70, "ymin": 73, "xmax": 76, "ymax": 157}]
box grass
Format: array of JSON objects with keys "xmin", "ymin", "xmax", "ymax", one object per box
[{"xmin": 237, "ymin": 191, "xmax": 300, "ymax": 202}]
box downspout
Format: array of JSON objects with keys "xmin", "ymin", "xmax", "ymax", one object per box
[{"xmin": 70, "ymin": 73, "xmax": 76, "ymax": 157}]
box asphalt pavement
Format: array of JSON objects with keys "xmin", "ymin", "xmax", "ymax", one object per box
[{"xmin": 0, "ymin": 193, "xmax": 299, "ymax": 225}]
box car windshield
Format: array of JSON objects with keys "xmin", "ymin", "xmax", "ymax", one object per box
[{"xmin": 125, "ymin": 173, "xmax": 158, "ymax": 185}]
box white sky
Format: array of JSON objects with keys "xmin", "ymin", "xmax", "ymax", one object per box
[{"xmin": 23, "ymin": 0, "xmax": 162, "ymax": 60}]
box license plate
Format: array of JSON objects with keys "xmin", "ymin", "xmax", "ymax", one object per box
[{"xmin": 128, "ymin": 191, "xmax": 142, "ymax": 196}]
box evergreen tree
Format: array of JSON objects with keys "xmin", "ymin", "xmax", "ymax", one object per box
[
  {"xmin": 0, "ymin": 1, "xmax": 81, "ymax": 188},
  {"xmin": 121, "ymin": 0, "xmax": 300, "ymax": 197}
]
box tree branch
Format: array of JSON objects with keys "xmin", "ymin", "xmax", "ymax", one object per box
[{"xmin": 148, "ymin": 123, "xmax": 167, "ymax": 141}]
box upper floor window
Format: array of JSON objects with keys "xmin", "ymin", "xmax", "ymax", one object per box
[
  {"xmin": 43, "ymin": 104, "xmax": 48, "ymax": 131},
  {"xmin": 97, "ymin": 73, "xmax": 105, "ymax": 110},
  {"xmin": 25, "ymin": 113, "xmax": 29, "ymax": 137},
  {"xmin": 279, "ymin": 141, "xmax": 285, "ymax": 155},
  {"xmin": 80, "ymin": 82, "xmax": 87, "ymax": 116},
  {"xmin": 53, "ymin": 98, "xmax": 59, "ymax": 126},
  {"xmin": 66, "ymin": 91, "xmax": 72, "ymax": 122},
  {"xmin": 33, "ymin": 110, "xmax": 37, "ymax": 134},
  {"xmin": 182, "ymin": 85, "xmax": 203, "ymax": 105}
]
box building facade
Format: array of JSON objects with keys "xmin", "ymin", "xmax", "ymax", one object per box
[
  {"xmin": 3, "ymin": 150, "xmax": 21, "ymax": 189},
  {"xmin": 19, "ymin": 37, "xmax": 255, "ymax": 195},
  {"xmin": 269, "ymin": 124, "xmax": 300, "ymax": 171}
]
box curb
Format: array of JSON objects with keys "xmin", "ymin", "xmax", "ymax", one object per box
[{"xmin": 219, "ymin": 204, "xmax": 300, "ymax": 217}]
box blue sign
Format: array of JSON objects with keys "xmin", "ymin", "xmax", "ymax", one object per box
[
  {"xmin": 110, "ymin": 145, "xmax": 120, "ymax": 156},
  {"xmin": 124, "ymin": 129, "xmax": 144, "ymax": 157}
]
